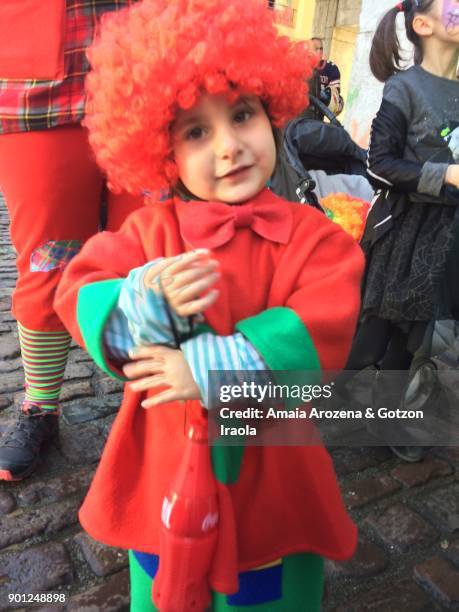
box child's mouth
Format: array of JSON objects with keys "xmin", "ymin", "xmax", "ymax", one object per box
[{"xmin": 218, "ymin": 165, "xmax": 252, "ymax": 180}]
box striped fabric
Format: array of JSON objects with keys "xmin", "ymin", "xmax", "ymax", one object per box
[
  {"xmin": 115, "ymin": 262, "xmax": 192, "ymax": 350},
  {"xmin": 181, "ymin": 333, "xmax": 268, "ymax": 408},
  {"xmin": 0, "ymin": 1, "xmax": 133, "ymax": 134},
  {"xmin": 103, "ymin": 260, "xmax": 188, "ymax": 360},
  {"xmin": 104, "ymin": 308, "xmax": 135, "ymax": 363},
  {"xmin": 103, "ymin": 262, "xmax": 267, "ymax": 407},
  {"xmin": 18, "ymin": 323, "xmax": 72, "ymax": 411}
]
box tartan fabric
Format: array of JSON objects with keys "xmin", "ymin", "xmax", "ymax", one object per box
[
  {"xmin": 30, "ymin": 239, "xmax": 82, "ymax": 272},
  {"xmin": 0, "ymin": 1, "xmax": 132, "ymax": 134}
]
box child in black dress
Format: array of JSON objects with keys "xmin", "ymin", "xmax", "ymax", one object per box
[{"xmin": 346, "ymin": 0, "xmax": 459, "ymax": 460}]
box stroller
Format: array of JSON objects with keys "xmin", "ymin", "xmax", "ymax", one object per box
[
  {"xmin": 270, "ymin": 96, "xmax": 374, "ymax": 211},
  {"xmin": 272, "ymin": 97, "xmax": 458, "ymax": 460}
]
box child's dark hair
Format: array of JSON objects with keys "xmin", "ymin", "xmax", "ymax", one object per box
[{"xmin": 369, "ymin": 0, "xmax": 435, "ymax": 82}]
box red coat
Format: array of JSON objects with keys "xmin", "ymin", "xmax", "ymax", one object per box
[{"xmin": 55, "ymin": 190, "xmax": 364, "ymax": 573}]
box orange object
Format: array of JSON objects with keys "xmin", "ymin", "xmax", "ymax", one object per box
[
  {"xmin": 320, "ymin": 192, "xmax": 370, "ymax": 242},
  {"xmin": 152, "ymin": 421, "xmax": 219, "ymax": 611}
]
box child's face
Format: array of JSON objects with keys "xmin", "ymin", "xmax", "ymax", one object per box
[
  {"xmin": 429, "ymin": 0, "xmax": 459, "ymax": 40},
  {"xmin": 441, "ymin": 0, "xmax": 459, "ymax": 35},
  {"xmin": 171, "ymin": 93, "xmax": 276, "ymax": 204}
]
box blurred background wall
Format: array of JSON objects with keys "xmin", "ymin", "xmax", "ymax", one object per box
[{"xmin": 271, "ymin": 0, "xmax": 412, "ymax": 148}]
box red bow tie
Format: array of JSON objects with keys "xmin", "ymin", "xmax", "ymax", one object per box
[{"xmin": 176, "ymin": 189, "xmax": 293, "ymax": 249}]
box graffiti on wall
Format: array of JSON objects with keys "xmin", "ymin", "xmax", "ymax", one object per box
[
  {"xmin": 345, "ymin": 86, "xmax": 372, "ymax": 149},
  {"xmin": 349, "ymin": 119, "xmax": 371, "ymax": 149}
]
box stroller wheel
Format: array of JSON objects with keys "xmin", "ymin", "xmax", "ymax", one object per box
[
  {"xmin": 390, "ymin": 358, "xmax": 439, "ymax": 461},
  {"xmin": 403, "ymin": 358, "xmax": 438, "ymax": 412},
  {"xmin": 368, "ymin": 359, "xmax": 438, "ymax": 454},
  {"xmin": 389, "ymin": 445, "xmax": 425, "ymax": 463}
]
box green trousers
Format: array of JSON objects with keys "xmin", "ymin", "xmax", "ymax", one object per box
[{"xmin": 129, "ymin": 550, "xmax": 324, "ymax": 611}]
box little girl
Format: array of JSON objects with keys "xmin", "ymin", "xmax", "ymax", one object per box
[
  {"xmin": 344, "ymin": 0, "xmax": 459, "ymax": 461},
  {"xmin": 55, "ymin": 0, "xmax": 364, "ymax": 609}
]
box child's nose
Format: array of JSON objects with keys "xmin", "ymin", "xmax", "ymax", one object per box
[{"xmin": 215, "ymin": 127, "xmax": 242, "ymax": 160}]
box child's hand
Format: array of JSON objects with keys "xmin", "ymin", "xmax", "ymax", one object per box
[
  {"xmin": 144, "ymin": 249, "xmax": 220, "ymax": 317},
  {"xmin": 123, "ymin": 345, "xmax": 202, "ymax": 408},
  {"xmin": 445, "ymin": 165, "xmax": 459, "ymax": 189}
]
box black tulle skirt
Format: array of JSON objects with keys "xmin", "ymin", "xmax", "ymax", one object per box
[{"xmin": 361, "ymin": 201, "xmax": 459, "ymax": 323}]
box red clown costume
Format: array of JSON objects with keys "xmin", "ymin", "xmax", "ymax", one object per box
[
  {"xmin": 57, "ymin": 188, "xmax": 363, "ymax": 560},
  {"xmin": 55, "ymin": 0, "xmax": 365, "ymax": 609}
]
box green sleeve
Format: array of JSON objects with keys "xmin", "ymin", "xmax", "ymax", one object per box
[
  {"xmin": 212, "ymin": 308, "xmax": 321, "ymax": 484},
  {"xmin": 236, "ymin": 306, "xmax": 320, "ymax": 374},
  {"xmin": 76, "ymin": 279, "xmax": 127, "ymax": 381}
]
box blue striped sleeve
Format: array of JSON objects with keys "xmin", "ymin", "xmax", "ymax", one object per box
[
  {"xmin": 103, "ymin": 260, "xmax": 191, "ymax": 360},
  {"xmin": 181, "ymin": 332, "xmax": 269, "ymax": 409},
  {"xmin": 103, "ymin": 306, "xmax": 135, "ymax": 361},
  {"xmin": 118, "ymin": 262, "xmax": 191, "ymax": 346}
]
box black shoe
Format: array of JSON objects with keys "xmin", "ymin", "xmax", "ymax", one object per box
[{"xmin": 0, "ymin": 403, "xmax": 59, "ymax": 481}]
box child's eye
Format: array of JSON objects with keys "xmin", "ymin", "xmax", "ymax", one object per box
[
  {"xmin": 233, "ymin": 109, "xmax": 253, "ymax": 124},
  {"xmin": 185, "ymin": 126, "xmax": 205, "ymax": 140}
]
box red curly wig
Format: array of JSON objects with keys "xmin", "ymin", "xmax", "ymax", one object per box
[{"xmin": 85, "ymin": 0, "xmax": 316, "ymax": 194}]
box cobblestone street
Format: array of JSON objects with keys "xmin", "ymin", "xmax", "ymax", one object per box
[{"xmin": 0, "ymin": 196, "xmax": 458, "ymax": 611}]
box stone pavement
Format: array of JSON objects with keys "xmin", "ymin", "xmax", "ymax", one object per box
[{"xmin": 0, "ymin": 197, "xmax": 458, "ymax": 611}]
